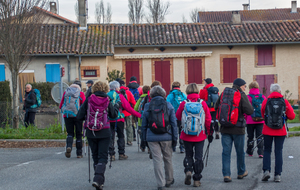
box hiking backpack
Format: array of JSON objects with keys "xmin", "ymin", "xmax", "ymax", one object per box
[
  {"xmin": 119, "ymin": 89, "xmax": 128, "ymax": 100},
  {"xmin": 86, "ymin": 94, "xmax": 110, "ymax": 131},
  {"xmin": 147, "ymin": 98, "xmax": 170, "ymax": 134},
  {"xmin": 61, "ymin": 87, "xmax": 81, "ymax": 118},
  {"xmin": 206, "ymin": 87, "xmax": 219, "ymax": 108},
  {"xmin": 170, "ymin": 90, "xmax": 186, "ymax": 112},
  {"xmin": 264, "ymin": 98, "xmax": 286, "ymax": 129},
  {"xmin": 217, "ymin": 87, "xmax": 241, "ymax": 127},
  {"xmin": 107, "ymin": 90, "xmax": 124, "ymax": 120},
  {"xmin": 138, "ymin": 96, "xmax": 148, "ymax": 117},
  {"xmin": 129, "ymin": 88, "xmax": 140, "ymax": 101},
  {"xmin": 29, "ymin": 89, "xmax": 42, "ymax": 108},
  {"xmin": 249, "ymin": 94, "xmax": 264, "ymax": 122},
  {"xmin": 181, "ymin": 99, "xmax": 205, "ymax": 136}
]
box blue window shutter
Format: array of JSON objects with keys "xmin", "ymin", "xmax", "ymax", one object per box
[
  {"xmin": 0, "ymin": 65, "xmax": 5, "ymax": 81},
  {"xmin": 46, "ymin": 64, "xmax": 60, "ymax": 82}
]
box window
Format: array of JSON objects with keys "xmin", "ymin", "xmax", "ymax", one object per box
[
  {"xmin": 45, "ymin": 64, "xmax": 60, "ymax": 82},
  {"xmin": 220, "ymin": 55, "xmax": 241, "ymax": 83},
  {"xmin": 84, "ymin": 70, "xmax": 97, "ymax": 77},
  {"xmin": 0, "ymin": 64, "xmax": 5, "ymax": 81},
  {"xmin": 122, "ymin": 60, "xmax": 143, "ymax": 85},
  {"xmin": 185, "ymin": 58, "xmax": 205, "ymax": 84},
  {"xmin": 256, "ymin": 45, "xmax": 275, "ymax": 66}
]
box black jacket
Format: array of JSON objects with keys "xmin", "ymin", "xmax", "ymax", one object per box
[
  {"xmin": 128, "ymin": 82, "xmax": 139, "ymax": 89},
  {"xmin": 77, "ymin": 91, "xmax": 119, "ymax": 139},
  {"xmin": 85, "ymin": 86, "xmax": 92, "ymax": 98},
  {"xmin": 23, "ymin": 90, "xmax": 37, "ymax": 113},
  {"xmin": 215, "ymin": 85, "xmax": 254, "ymax": 135}
]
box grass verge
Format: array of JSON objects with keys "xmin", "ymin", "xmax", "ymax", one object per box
[{"xmin": 287, "ymin": 110, "xmax": 299, "ymax": 123}]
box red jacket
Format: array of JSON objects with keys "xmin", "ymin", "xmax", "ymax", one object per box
[
  {"xmin": 199, "ymin": 83, "xmax": 216, "ymax": 112},
  {"xmin": 59, "ymin": 91, "xmax": 86, "ymax": 118},
  {"xmin": 176, "ymin": 93, "xmax": 212, "ymax": 142},
  {"xmin": 120, "ymin": 86, "xmax": 136, "ymax": 117},
  {"xmin": 261, "ymin": 92, "xmax": 295, "ymax": 136}
]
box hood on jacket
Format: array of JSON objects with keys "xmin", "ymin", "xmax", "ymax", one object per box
[
  {"xmin": 249, "ymin": 88, "xmax": 260, "ymax": 95},
  {"xmin": 150, "ymin": 86, "xmax": 166, "ymax": 98},
  {"xmin": 267, "ymin": 91, "xmax": 283, "ymax": 99},
  {"xmin": 70, "ymin": 84, "xmax": 81, "ymax": 91},
  {"xmin": 187, "ymin": 93, "xmax": 200, "ymax": 101},
  {"xmin": 94, "ymin": 91, "xmax": 108, "ymax": 97},
  {"xmin": 120, "ymin": 86, "xmax": 129, "ymax": 91},
  {"xmin": 128, "ymin": 82, "xmax": 139, "ymax": 89},
  {"xmin": 204, "ymin": 83, "xmax": 214, "ymax": 89}
]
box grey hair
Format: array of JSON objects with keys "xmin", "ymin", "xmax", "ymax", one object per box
[
  {"xmin": 26, "ymin": 84, "xmax": 32, "ymax": 89},
  {"xmin": 150, "ymin": 86, "xmax": 166, "ymax": 98},
  {"xmin": 109, "ymin": 81, "xmax": 120, "ymax": 90},
  {"xmin": 270, "ymin": 83, "xmax": 281, "ymax": 93}
]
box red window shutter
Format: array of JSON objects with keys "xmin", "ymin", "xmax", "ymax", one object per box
[
  {"xmin": 161, "ymin": 61, "xmax": 171, "ymax": 93},
  {"xmin": 230, "ymin": 58, "xmax": 237, "ymax": 82},
  {"xmin": 125, "ymin": 61, "xmax": 132, "ymax": 85},
  {"xmin": 255, "ymin": 75, "xmax": 265, "ymax": 95},
  {"xmin": 265, "ymin": 75, "xmax": 275, "ymax": 97},
  {"xmin": 255, "ymin": 74, "xmax": 275, "ymax": 97},
  {"xmin": 125, "ymin": 61, "xmax": 140, "ymax": 85},
  {"xmin": 194, "ymin": 59, "xmax": 202, "ymax": 84},
  {"xmin": 155, "ymin": 61, "xmax": 162, "ymax": 82},
  {"xmin": 223, "ymin": 58, "xmax": 231, "ymax": 83},
  {"xmin": 257, "ymin": 45, "xmax": 273, "ymax": 66},
  {"xmin": 188, "ymin": 59, "xmax": 195, "ymax": 83},
  {"xmin": 257, "ymin": 46, "xmax": 265, "ymax": 66}
]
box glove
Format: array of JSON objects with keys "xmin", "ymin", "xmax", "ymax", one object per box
[
  {"xmin": 208, "ymin": 135, "xmax": 213, "ymax": 143},
  {"xmin": 172, "ymin": 140, "xmax": 177, "ymax": 148}
]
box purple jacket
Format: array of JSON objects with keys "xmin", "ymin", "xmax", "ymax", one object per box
[{"xmin": 245, "ymin": 88, "xmax": 266, "ymax": 124}]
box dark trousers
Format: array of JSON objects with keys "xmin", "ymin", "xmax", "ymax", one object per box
[
  {"xmin": 183, "ymin": 141, "xmax": 204, "ymax": 181},
  {"xmin": 138, "ymin": 126, "xmax": 149, "ymax": 149},
  {"xmin": 109, "ymin": 122, "xmax": 125, "ymax": 155},
  {"xmin": 24, "ymin": 112, "xmax": 36, "ymax": 128},
  {"xmin": 263, "ymin": 135, "xmax": 285, "ymax": 175},
  {"xmin": 246, "ymin": 124, "xmax": 263, "ymax": 155},
  {"xmin": 64, "ymin": 117, "xmax": 83, "ymax": 155},
  {"xmin": 177, "ymin": 120, "xmax": 184, "ymax": 148},
  {"xmin": 210, "ymin": 111, "xmax": 218, "ymax": 133},
  {"xmin": 88, "ymin": 137, "xmax": 111, "ymax": 166}
]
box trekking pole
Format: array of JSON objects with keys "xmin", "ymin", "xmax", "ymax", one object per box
[
  {"xmin": 137, "ymin": 122, "xmax": 140, "ymax": 153},
  {"xmin": 251, "ymin": 135, "xmax": 264, "ymax": 153},
  {"xmin": 203, "ymin": 142, "xmax": 210, "ymax": 167},
  {"xmin": 286, "ymin": 119, "xmax": 289, "ymax": 138},
  {"xmin": 88, "ymin": 145, "xmax": 91, "ymax": 183}
]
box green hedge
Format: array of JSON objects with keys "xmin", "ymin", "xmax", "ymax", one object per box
[
  {"xmin": 0, "ymin": 81, "xmax": 11, "ymax": 102},
  {"xmin": 0, "ymin": 81, "xmax": 11, "ymax": 128},
  {"xmin": 29, "ymin": 82, "xmax": 56, "ymax": 104}
]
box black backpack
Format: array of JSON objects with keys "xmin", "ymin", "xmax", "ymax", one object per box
[
  {"xmin": 120, "ymin": 89, "xmax": 128, "ymax": 100},
  {"xmin": 148, "ymin": 98, "xmax": 170, "ymax": 134},
  {"xmin": 264, "ymin": 98, "xmax": 286, "ymax": 129},
  {"xmin": 207, "ymin": 87, "xmax": 219, "ymax": 108}
]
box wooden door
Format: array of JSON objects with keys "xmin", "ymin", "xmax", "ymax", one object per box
[
  {"xmin": 187, "ymin": 59, "xmax": 202, "ymax": 84},
  {"xmin": 255, "ymin": 74, "xmax": 276, "ymax": 97},
  {"xmin": 223, "ymin": 58, "xmax": 237, "ymax": 83},
  {"xmin": 155, "ymin": 60, "xmax": 171, "ymax": 93},
  {"xmin": 125, "ymin": 61, "xmax": 140, "ymax": 86}
]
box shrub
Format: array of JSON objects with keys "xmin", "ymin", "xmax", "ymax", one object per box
[
  {"xmin": 0, "ymin": 81, "xmax": 12, "ymax": 128},
  {"xmin": 29, "ymin": 82, "xmax": 56, "ymax": 105},
  {"xmin": 106, "ymin": 69, "xmax": 125, "ymax": 82}
]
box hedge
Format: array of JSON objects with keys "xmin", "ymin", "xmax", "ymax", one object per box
[
  {"xmin": 29, "ymin": 82, "xmax": 56, "ymax": 104},
  {"xmin": 0, "ymin": 81, "xmax": 11, "ymax": 128},
  {"xmin": 0, "ymin": 80, "xmax": 11, "ymax": 102}
]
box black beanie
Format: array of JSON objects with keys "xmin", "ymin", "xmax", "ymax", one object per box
[
  {"xmin": 233, "ymin": 78, "xmax": 246, "ymax": 87},
  {"xmin": 118, "ymin": 80, "xmax": 125, "ymax": 86},
  {"xmin": 130, "ymin": 76, "xmax": 137, "ymax": 82},
  {"xmin": 115, "ymin": 78, "xmax": 122, "ymax": 82}
]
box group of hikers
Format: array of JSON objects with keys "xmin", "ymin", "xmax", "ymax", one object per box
[{"xmin": 23, "ymin": 76, "xmax": 296, "ymax": 190}]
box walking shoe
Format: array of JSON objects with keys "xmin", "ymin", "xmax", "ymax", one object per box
[
  {"xmin": 140, "ymin": 146, "xmax": 145, "ymax": 152},
  {"xmin": 215, "ymin": 134, "xmax": 220, "ymax": 139},
  {"xmin": 149, "ymin": 152, "xmax": 153, "ymax": 159},
  {"xmin": 185, "ymin": 171, "xmax": 192, "ymax": 185},
  {"xmin": 259, "ymin": 155, "xmax": 263, "ymax": 158},
  {"xmin": 165, "ymin": 179, "xmax": 174, "ymax": 187},
  {"xmin": 127, "ymin": 142, "xmax": 132, "ymax": 146},
  {"xmin": 180, "ymin": 146, "xmax": 185, "ymax": 153},
  {"xmin": 237, "ymin": 170, "xmax": 248, "ymax": 179},
  {"xmin": 92, "ymin": 182, "xmax": 103, "ymax": 190},
  {"xmin": 248, "ymin": 154, "xmax": 253, "ymax": 157},
  {"xmin": 261, "ymin": 171, "xmax": 270, "ymax": 181},
  {"xmin": 193, "ymin": 181, "xmax": 201, "ymax": 187},
  {"xmin": 224, "ymin": 176, "xmax": 232, "ymax": 182},
  {"xmin": 65, "ymin": 147, "xmax": 72, "ymax": 158},
  {"xmin": 119, "ymin": 154, "xmax": 128, "ymax": 160},
  {"xmin": 274, "ymin": 175, "xmax": 281, "ymax": 182},
  {"xmin": 110, "ymin": 155, "xmax": 115, "ymax": 161},
  {"xmin": 77, "ymin": 155, "xmax": 83, "ymax": 158},
  {"xmin": 133, "ymin": 138, "xmax": 136, "ymax": 141}
]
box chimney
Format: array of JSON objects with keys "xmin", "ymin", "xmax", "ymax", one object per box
[
  {"xmin": 50, "ymin": 2, "xmax": 57, "ymax": 14},
  {"xmin": 242, "ymin": 4, "xmax": 249, "ymax": 10},
  {"xmin": 78, "ymin": 0, "xmax": 87, "ymax": 30},
  {"xmin": 291, "ymin": 1, "xmax": 297, "ymax": 13},
  {"xmin": 230, "ymin": 11, "xmax": 242, "ymax": 25}
]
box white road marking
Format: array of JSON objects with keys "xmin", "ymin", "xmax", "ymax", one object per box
[
  {"xmin": 56, "ymin": 152, "xmax": 64, "ymax": 155},
  {"xmin": 17, "ymin": 161, "xmax": 34, "ymax": 167}
]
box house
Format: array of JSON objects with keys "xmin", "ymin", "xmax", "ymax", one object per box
[{"xmin": 1, "ymin": 1, "xmax": 300, "ymax": 102}]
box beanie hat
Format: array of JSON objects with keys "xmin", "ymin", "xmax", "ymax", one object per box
[
  {"xmin": 203, "ymin": 78, "xmax": 212, "ymax": 84},
  {"xmin": 233, "ymin": 78, "xmax": 246, "ymax": 87},
  {"xmin": 118, "ymin": 80, "xmax": 125, "ymax": 86},
  {"xmin": 115, "ymin": 78, "xmax": 122, "ymax": 82},
  {"xmin": 130, "ymin": 76, "xmax": 137, "ymax": 82},
  {"xmin": 73, "ymin": 80, "xmax": 81, "ymax": 88}
]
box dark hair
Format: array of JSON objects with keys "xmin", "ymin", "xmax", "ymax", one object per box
[{"xmin": 142, "ymin": 85, "xmax": 150, "ymax": 94}]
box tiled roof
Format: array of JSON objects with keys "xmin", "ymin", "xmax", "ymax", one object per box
[
  {"xmin": 198, "ymin": 8, "xmax": 300, "ymax": 23},
  {"xmin": 30, "ymin": 20, "xmax": 300, "ymax": 55},
  {"xmin": 34, "ymin": 6, "xmax": 78, "ymax": 24}
]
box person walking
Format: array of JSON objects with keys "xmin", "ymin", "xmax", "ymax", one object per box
[
  {"xmin": 77, "ymin": 81, "xmax": 119, "ymax": 190},
  {"xmin": 166, "ymin": 81, "xmax": 187, "ymax": 153},
  {"xmin": 60, "ymin": 81, "xmax": 86, "ymax": 158},
  {"xmin": 23, "ymin": 84, "xmax": 37, "ymax": 128},
  {"xmin": 85, "ymin": 80, "xmax": 94, "ymax": 98},
  {"xmin": 199, "ymin": 78, "xmax": 220, "ymax": 139},
  {"xmin": 245, "ymin": 81, "xmax": 266, "ymax": 158},
  {"xmin": 176, "ymin": 83, "xmax": 212, "ymax": 187},
  {"xmin": 261, "ymin": 84, "xmax": 295, "ymax": 182},
  {"xmin": 107, "ymin": 81, "xmax": 141, "ymax": 161},
  {"xmin": 142, "ymin": 86, "xmax": 178, "ymax": 190},
  {"xmin": 215, "ymin": 78, "xmax": 254, "ymax": 182}
]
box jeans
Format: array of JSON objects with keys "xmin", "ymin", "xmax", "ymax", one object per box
[
  {"xmin": 24, "ymin": 112, "xmax": 36, "ymax": 128},
  {"xmin": 109, "ymin": 122, "xmax": 125, "ymax": 155},
  {"xmin": 246, "ymin": 124, "xmax": 263, "ymax": 155},
  {"xmin": 88, "ymin": 137, "xmax": 111, "ymax": 166},
  {"xmin": 263, "ymin": 135, "xmax": 285, "ymax": 175},
  {"xmin": 221, "ymin": 133, "xmax": 246, "ymax": 176},
  {"xmin": 183, "ymin": 140, "xmax": 204, "ymax": 181}
]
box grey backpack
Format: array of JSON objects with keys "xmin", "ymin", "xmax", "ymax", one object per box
[{"xmin": 61, "ymin": 87, "xmax": 81, "ymax": 118}]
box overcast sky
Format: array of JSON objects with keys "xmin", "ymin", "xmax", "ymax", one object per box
[{"xmin": 57, "ymin": 0, "xmax": 293, "ymax": 23}]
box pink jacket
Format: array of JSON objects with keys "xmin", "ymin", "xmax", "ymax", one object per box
[{"xmin": 245, "ymin": 88, "xmax": 266, "ymax": 124}]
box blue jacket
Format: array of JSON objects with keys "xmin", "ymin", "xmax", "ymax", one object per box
[
  {"xmin": 142, "ymin": 96, "xmax": 178, "ymax": 142},
  {"xmin": 166, "ymin": 89, "xmax": 187, "ymax": 113}
]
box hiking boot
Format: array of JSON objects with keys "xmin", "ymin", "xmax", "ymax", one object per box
[
  {"xmin": 193, "ymin": 180, "xmax": 201, "ymax": 187},
  {"xmin": 92, "ymin": 182, "xmax": 103, "ymax": 190},
  {"xmin": 110, "ymin": 155, "xmax": 115, "ymax": 161},
  {"xmin": 149, "ymin": 152, "xmax": 153, "ymax": 159},
  {"xmin": 119, "ymin": 154, "xmax": 128, "ymax": 160},
  {"xmin": 180, "ymin": 146, "xmax": 185, "ymax": 153},
  {"xmin": 185, "ymin": 171, "xmax": 192, "ymax": 185},
  {"xmin": 238, "ymin": 170, "xmax": 248, "ymax": 179},
  {"xmin": 127, "ymin": 142, "xmax": 132, "ymax": 146},
  {"xmin": 262, "ymin": 171, "xmax": 270, "ymax": 181},
  {"xmin": 274, "ymin": 175, "xmax": 281, "ymax": 182},
  {"xmin": 165, "ymin": 179, "xmax": 174, "ymax": 187},
  {"xmin": 259, "ymin": 155, "xmax": 263, "ymax": 158},
  {"xmin": 224, "ymin": 176, "xmax": 232, "ymax": 182},
  {"xmin": 77, "ymin": 155, "xmax": 83, "ymax": 158},
  {"xmin": 65, "ymin": 147, "xmax": 72, "ymax": 158},
  {"xmin": 140, "ymin": 146, "xmax": 145, "ymax": 152},
  {"xmin": 215, "ymin": 134, "xmax": 220, "ymax": 139}
]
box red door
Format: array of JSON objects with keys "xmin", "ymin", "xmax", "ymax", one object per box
[
  {"xmin": 125, "ymin": 61, "xmax": 140, "ymax": 85},
  {"xmin": 155, "ymin": 60, "xmax": 171, "ymax": 93},
  {"xmin": 223, "ymin": 58, "xmax": 237, "ymax": 83},
  {"xmin": 187, "ymin": 59, "xmax": 202, "ymax": 84},
  {"xmin": 255, "ymin": 74, "xmax": 276, "ymax": 97}
]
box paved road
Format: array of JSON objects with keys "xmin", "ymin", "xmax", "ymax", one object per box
[{"xmin": 0, "ymin": 136, "xmax": 300, "ymax": 190}]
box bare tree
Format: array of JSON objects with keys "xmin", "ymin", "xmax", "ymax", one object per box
[
  {"xmin": 105, "ymin": 3, "xmax": 112, "ymax": 23},
  {"xmin": 74, "ymin": 1, "xmax": 79, "ymax": 22},
  {"xmin": 146, "ymin": 0, "xmax": 170, "ymax": 23},
  {"xmin": 190, "ymin": 7, "xmax": 205, "ymax": 23},
  {"xmin": 182, "ymin": 14, "xmax": 187, "ymax": 23},
  {"xmin": 128, "ymin": 0, "xmax": 144, "ymax": 24},
  {"xmin": 95, "ymin": 0, "xmax": 112, "ymax": 24},
  {"xmin": 0, "ymin": 0, "xmax": 49, "ymax": 128}
]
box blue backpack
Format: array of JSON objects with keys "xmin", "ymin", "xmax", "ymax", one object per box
[
  {"xmin": 169, "ymin": 90, "xmax": 186, "ymax": 112},
  {"xmin": 61, "ymin": 87, "xmax": 81, "ymax": 118},
  {"xmin": 249, "ymin": 94, "xmax": 264, "ymax": 122},
  {"xmin": 107, "ymin": 90, "xmax": 124, "ymax": 120},
  {"xmin": 30, "ymin": 89, "xmax": 42, "ymax": 108},
  {"xmin": 206, "ymin": 87, "xmax": 219, "ymax": 108},
  {"xmin": 129, "ymin": 88, "xmax": 140, "ymax": 101}
]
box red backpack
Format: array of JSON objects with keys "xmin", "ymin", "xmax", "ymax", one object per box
[{"xmin": 217, "ymin": 87, "xmax": 241, "ymax": 127}]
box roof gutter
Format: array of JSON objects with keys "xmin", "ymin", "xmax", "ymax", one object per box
[{"xmin": 74, "ymin": 54, "xmax": 113, "ymax": 57}]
